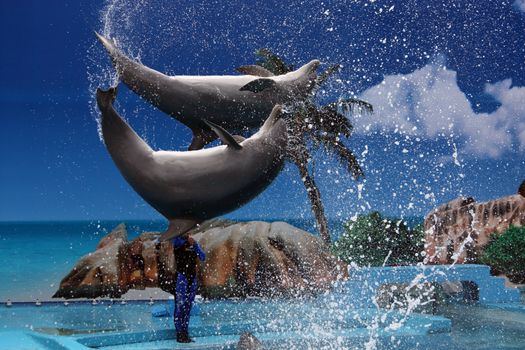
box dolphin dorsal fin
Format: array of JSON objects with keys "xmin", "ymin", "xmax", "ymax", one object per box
[
  {"xmin": 203, "ymin": 120, "xmax": 242, "ymax": 150},
  {"xmin": 236, "ymin": 65, "xmax": 275, "ymax": 77},
  {"xmin": 239, "ymin": 78, "xmax": 277, "ymax": 93}
]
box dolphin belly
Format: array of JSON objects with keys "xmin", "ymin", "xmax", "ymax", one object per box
[
  {"xmin": 161, "ymin": 76, "xmax": 281, "ymax": 129},
  {"xmin": 143, "ymin": 146, "xmax": 283, "ymax": 220}
]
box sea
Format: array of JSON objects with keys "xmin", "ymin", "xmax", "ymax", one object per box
[{"xmin": 0, "ymin": 217, "xmax": 422, "ymax": 302}]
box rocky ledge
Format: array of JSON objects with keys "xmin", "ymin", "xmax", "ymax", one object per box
[
  {"xmin": 53, "ymin": 220, "xmax": 346, "ymax": 299},
  {"xmin": 424, "ymin": 180, "xmax": 525, "ymax": 264}
]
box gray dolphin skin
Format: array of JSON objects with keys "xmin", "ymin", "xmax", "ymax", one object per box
[
  {"xmin": 96, "ymin": 87, "xmax": 287, "ymax": 241},
  {"xmin": 95, "ymin": 32, "xmax": 319, "ymax": 150},
  {"xmin": 237, "ymin": 332, "xmax": 266, "ymax": 350}
]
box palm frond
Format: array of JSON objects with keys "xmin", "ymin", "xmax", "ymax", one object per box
[
  {"xmin": 312, "ymin": 133, "xmax": 364, "ymax": 179},
  {"xmin": 250, "ymin": 48, "xmax": 373, "ymax": 244},
  {"xmin": 316, "ymin": 64, "xmax": 342, "ymax": 86},
  {"xmin": 325, "ymin": 98, "xmax": 373, "ymax": 115},
  {"xmin": 314, "ymin": 108, "xmax": 353, "ymax": 138}
]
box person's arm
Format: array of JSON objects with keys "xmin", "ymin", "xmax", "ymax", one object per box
[
  {"xmin": 193, "ymin": 241, "xmax": 206, "ymax": 261},
  {"xmin": 187, "ymin": 236, "xmax": 206, "ymax": 261}
]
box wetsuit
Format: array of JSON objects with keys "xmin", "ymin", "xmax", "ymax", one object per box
[{"xmin": 172, "ymin": 236, "xmax": 206, "ymax": 341}]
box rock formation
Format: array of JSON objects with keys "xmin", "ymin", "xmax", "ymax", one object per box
[
  {"xmin": 424, "ymin": 182, "xmax": 525, "ymax": 264},
  {"xmin": 54, "ymin": 220, "xmax": 346, "ymax": 299}
]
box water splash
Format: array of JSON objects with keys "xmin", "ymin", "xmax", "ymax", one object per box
[
  {"xmin": 87, "ymin": 0, "xmax": 177, "ymax": 142},
  {"xmin": 81, "ymin": 2, "xmax": 500, "ymax": 348}
]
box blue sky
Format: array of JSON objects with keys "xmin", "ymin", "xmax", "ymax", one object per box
[{"xmin": 0, "ymin": 0, "xmax": 524, "ymax": 222}]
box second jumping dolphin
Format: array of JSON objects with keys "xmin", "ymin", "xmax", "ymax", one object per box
[{"xmin": 96, "ymin": 87, "xmax": 287, "ymax": 241}]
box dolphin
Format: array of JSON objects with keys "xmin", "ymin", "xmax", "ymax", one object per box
[
  {"xmin": 237, "ymin": 332, "xmax": 266, "ymax": 350},
  {"xmin": 95, "ymin": 32, "xmax": 319, "ymax": 150},
  {"xmin": 96, "ymin": 87, "xmax": 287, "ymax": 241}
]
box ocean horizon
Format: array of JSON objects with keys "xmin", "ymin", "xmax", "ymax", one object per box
[{"xmin": 0, "ymin": 216, "xmax": 423, "ymax": 302}]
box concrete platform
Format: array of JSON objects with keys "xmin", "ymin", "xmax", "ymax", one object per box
[
  {"xmin": 0, "ymin": 302, "xmax": 452, "ymax": 350},
  {"xmin": 342, "ymin": 264, "xmax": 520, "ymax": 306}
]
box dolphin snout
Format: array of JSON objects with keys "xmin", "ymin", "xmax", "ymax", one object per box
[
  {"xmin": 267, "ymin": 104, "xmax": 282, "ymax": 127},
  {"xmin": 307, "ymin": 59, "xmax": 321, "ymax": 73},
  {"xmin": 258, "ymin": 104, "xmax": 283, "ymax": 134}
]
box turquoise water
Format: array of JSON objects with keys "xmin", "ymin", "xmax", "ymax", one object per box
[
  {"xmin": 2, "ymin": 221, "xmax": 524, "ymax": 349},
  {"xmin": 0, "ymin": 217, "xmax": 425, "ymax": 302},
  {"xmin": 0, "ymin": 298, "xmax": 524, "ymax": 349},
  {"xmin": 0, "ymin": 298, "xmax": 452, "ymax": 349},
  {"xmin": 0, "ymin": 219, "xmax": 349, "ymax": 302},
  {"xmin": 0, "ymin": 221, "xmax": 166, "ymax": 301}
]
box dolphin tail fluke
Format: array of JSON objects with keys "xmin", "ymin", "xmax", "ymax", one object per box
[
  {"xmin": 295, "ymin": 59, "xmax": 321, "ymax": 92},
  {"xmin": 96, "ymin": 86, "xmax": 118, "ymax": 111},
  {"xmin": 159, "ymin": 219, "xmax": 200, "ymax": 242},
  {"xmin": 297, "ymin": 59, "xmax": 321, "ymax": 76},
  {"xmin": 95, "ymin": 32, "xmax": 174, "ymax": 110},
  {"xmin": 259, "ymin": 105, "xmax": 282, "ymax": 133}
]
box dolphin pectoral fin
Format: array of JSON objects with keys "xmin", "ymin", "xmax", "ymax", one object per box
[
  {"xmin": 236, "ymin": 65, "xmax": 275, "ymax": 77},
  {"xmin": 239, "ymin": 78, "xmax": 277, "ymax": 93},
  {"xmin": 203, "ymin": 120, "xmax": 243, "ymax": 150},
  {"xmin": 159, "ymin": 219, "xmax": 200, "ymax": 242},
  {"xmin": 188, "ymin": 127, "xmax": 217, "ymax": 151}
]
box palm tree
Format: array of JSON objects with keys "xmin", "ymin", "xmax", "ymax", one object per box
[{"xmin": 251, "ymin": 49, "xmax": 373, "ymax": 245}]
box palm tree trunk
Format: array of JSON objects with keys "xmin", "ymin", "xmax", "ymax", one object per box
[{"xmin": 291, "ymin": 157, "xmax": 331, "ymax": 245}]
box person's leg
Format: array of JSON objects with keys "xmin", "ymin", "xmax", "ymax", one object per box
[
  {"xmin": 175, "ymin": 273, "xmax": 190, "ymax": 341},
  {"xmin": 178, "ymin": 277, "xmax": 197, "ymax": 340},
  {"xmin": 187, "ymin": 276, "xmax": 198, "ymax": 310}
]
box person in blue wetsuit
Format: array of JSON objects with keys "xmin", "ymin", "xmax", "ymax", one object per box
[{"xmin": 172, "ymin": 234, "xmax": 206, "ymax": 343}]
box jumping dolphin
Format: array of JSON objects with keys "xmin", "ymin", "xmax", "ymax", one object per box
[
  {"xmin": 95, "ymin": 32, "xmax": 319, "ymax": 150},
  {"xmin": 96, "ymin": 87, "xmax": 287, "ymax": 241}
]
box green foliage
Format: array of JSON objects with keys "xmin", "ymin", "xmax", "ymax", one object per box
[
  {"xmin": 252, "ymin": 48, "xmax": 373, "ymax": 244},
  {"xmin": 332, "ymin": 212, "xmax": 424, "ymax": 267},
  {"xmin": 480, "ymin": 226, "xmax": 525, "ymax": 284}
]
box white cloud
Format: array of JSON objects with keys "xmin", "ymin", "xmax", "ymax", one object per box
[
  {"xmin": 355, "ymin": 60, "xmax": 525, "ymax": 158},
  {"xmin": 514, "ymin": 0, "xmax": 525, "ymax": 13}
]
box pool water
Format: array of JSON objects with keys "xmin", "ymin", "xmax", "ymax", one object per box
[
  {"xmin": 1, "ymin": 295, "xmax": 524, "ymax": 350},
  {"xmin": 1, "ymin": 222, "xmax": 523, "ymax": 349},
  {"xmin": 440, "ymin": 303, "xmax": 525, "ymax": 350}
]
